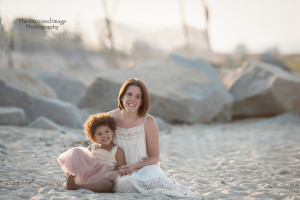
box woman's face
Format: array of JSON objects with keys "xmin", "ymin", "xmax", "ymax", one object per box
[{"xmin": 122, "ymin": 85, "xmax": 142, "ymax": 113}]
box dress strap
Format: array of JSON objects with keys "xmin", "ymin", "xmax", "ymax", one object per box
[
  {"xmin": 110, "ymin": 145, "xmax": 119, "ymax": 156},
  {"xmin": 143, "ymin": 114, "xmax": 150, "ymax": 124},
  {"xmin": 91, "ymin": 143, "xmax": 98, "ymax": 152}
]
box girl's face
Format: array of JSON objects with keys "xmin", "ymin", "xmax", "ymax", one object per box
[
  {"xmin": 93, "ymin": 125, "xmax": 114, "ymax": 146},
  {"xmin": 122, "ymin": 85, "xmax": 142, "ymax": 113}
]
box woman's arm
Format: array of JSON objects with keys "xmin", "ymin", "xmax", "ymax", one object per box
[
  {"xmin": 137, "ymin": 115, "xmax": 160, "ymax": 167},
  {"xmin": 120, "ymin": 115, "xmax": 160, "ymax": 174}
]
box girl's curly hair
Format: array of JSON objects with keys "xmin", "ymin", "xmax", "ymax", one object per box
[{"xmin": 83, "ymin": 112, "xmax": 116, "ymax": 142}]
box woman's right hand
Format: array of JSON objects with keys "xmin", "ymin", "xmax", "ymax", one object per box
[
  {"xmin": 118, "ymin": 167, "xmax": 128, "ymax": 177},
  {"xmin": 118, "ymin": 164, "xmax": 136, "ymax": 176}
]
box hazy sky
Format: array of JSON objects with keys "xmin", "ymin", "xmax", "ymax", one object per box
[{"xmin": 1, "ymin": 0, "xmax": 300, "ymax": 54}]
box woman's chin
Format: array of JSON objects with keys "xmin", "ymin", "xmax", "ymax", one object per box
[{"xmin": 125, "ymin": 107, "xmax": 138, "ymax": 113}]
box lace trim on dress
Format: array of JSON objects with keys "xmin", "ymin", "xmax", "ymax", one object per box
[
  {"xmin": 137, "ymin": 177, "xmax": 164, "ymax": 190},
  {"xmin": 115, "ymin": 128, "xmax": 145, "ymax": 140},
  {"xmin": 114, "ymin": 117, "xmax": 148, "ymax": 165}
]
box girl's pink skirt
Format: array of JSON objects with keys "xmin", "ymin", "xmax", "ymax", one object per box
[{"xmin": 57, "ymin": 147, "xmax": 118, "ymax": 185}]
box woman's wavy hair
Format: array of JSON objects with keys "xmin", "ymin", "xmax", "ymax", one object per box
[{"xmin": 118, "ymin": 78, "xmax": 150, "ymax": 117}]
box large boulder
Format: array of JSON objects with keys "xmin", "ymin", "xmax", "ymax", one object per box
[
  {"xmin": 29, "ymin": 116, "xmax": 61, "ymax": 130},
  {"xmin": 77, "ymin": 77, "xmax": 121, "ymax": 112},
  {"xmin": 169, "ymin": 54, "xmax": 234, "ymax": 122},
  {"xmin": 0, "ymin": 68, "xmax": 56, "ymax": 98},
  {"xmin": 260, "ymin": 52, "xmax": 290, "ymax": 71},
  {"xmin": 79, "ymin": 55, "xmax": 233, "ymax": 123},
  {"xmin": 0, "ymin": 79, "xmax": 83, "ymax": 128},
  {"xmin": 226, "ymin": 61, "xmax": 300, "ymax": 118},
  {"xmin": 0, "ymin": 107, "xmax": 29, "ymax": 126},
  {"xmin": 31, "ymin": 71, "xmax": 86, "ymax": 105}
]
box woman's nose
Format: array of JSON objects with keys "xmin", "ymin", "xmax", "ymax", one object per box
[{"xmin": 130, "ymin": 96, "xmax": 135, "ymax": 101}]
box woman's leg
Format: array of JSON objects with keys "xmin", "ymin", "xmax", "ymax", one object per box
[{"xmin": 66, "ymin": 174, "xmax": 113, "ymax": 193}]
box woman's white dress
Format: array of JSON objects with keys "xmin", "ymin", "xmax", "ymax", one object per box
[{"xmin": 113, "ymin": 114, "xmax": 195, "ymax": 197}]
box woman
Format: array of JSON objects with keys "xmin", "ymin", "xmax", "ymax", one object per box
[{"xmin": 109, "ymin": 78, "xmax": 195, "ymax": 197}]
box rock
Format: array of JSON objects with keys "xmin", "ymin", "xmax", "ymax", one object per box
[
  {"xmin": 156, "ymin": 117, "xmax": 171, "ymax": 133},
  {"xmin": 79, "ymin": 55, "xmax": 233, "ymax": 123},
  {"xmin": 77, "ymin": 77, "xmax": 121, "ymax": 112},
  {"xmin": 226, "ymin": 61, "xmax": 300, "ymax": 118},
  {"xmin": 278, "ymin": 169, "xmax": 289, "ymax": 175},
  {"xmin": 0, "ymin": 141, "xmax": 6, "ymax": 149},
  {"xmin": 260, "ymin": 52, "xmax": 290, "ymax": 71},
  {"xmin": 0, "ymin": 107, "xmax": 29, "ymax": 126},
  {"xmin": 29, "ymin": 116, "xmax": 61, "ymax": 130},
  {"xmin": 169, "ymin": 54, "xmax": 234, "ymax": 122},
  {"xmin": 264, "ymin": 113, "xmax": 300, "ymax": 125},
  {"xmin": 31, "ymin": 71, "xmax": 86, "ymax": 105},
  {"xmin": 0, "ymin": 68, "xmax": 56, "ymax": 98},
  {"xmin": 0, "ymin": 79, "xmax": 83, "ymax": 128}
]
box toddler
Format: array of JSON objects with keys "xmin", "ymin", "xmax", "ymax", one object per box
[{"xmin": 57, "ymin": 112, "xmax": 126, "ymax": 193}]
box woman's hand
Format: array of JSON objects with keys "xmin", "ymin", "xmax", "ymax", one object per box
[
  {"xmin": 118, "ymin": 164, "xmax": 136, "ymax": 176},
  {"xmin": 118, "ymin": 167, "xmax": 127, "ymax": 177}
]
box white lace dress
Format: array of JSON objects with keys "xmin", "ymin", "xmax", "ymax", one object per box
[{"xmin": 113, "ymin": 114, "xmax": 195, "ymax": 197}]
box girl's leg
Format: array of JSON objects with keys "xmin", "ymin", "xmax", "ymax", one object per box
[{"xmin": 66, "ymin": 174, "xmax": 113, "ymax": 193}]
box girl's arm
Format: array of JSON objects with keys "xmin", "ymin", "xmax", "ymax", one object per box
[
  {"xmin": 115, "ymin": 147, "xmax": 126, "ymax": 168},
  {"xmin": 88, "ymin": 144, "xmax": 92, "ymax": 152},
  {"xmin": 119, "ymin": 115, "xmax": 160, "ymax": 175}
]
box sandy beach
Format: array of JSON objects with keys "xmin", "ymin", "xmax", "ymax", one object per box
[
  {"xmin": 1, "ymin": 1, "xmax": 300, "ymax": 199},
  {"xmin": 0, "ymin": 113, "xmax": 299, "ymax": 200}
]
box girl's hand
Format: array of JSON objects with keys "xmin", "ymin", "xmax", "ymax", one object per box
[{"xmin": 118, "ymin": 164, "xmax": 136, "ymax": 176}]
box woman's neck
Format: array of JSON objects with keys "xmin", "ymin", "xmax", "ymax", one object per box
[{"xmin": 121, "ymin": 110, "xmax": 139, "ymax": 121}]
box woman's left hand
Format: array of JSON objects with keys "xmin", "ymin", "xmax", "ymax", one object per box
[{"xmin": 118, "ymin": 164, "xmax": 136, "ymax": 176}]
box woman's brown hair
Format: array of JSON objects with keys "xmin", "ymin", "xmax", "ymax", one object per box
[
  {"xmin": 83, "ymin": 112, "xmax": 116, "ymax": 142},
  {"xmin": 118, "ymin": 78, "xmax": 150, "ymax": 117}
]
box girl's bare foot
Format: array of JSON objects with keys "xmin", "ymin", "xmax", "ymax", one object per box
[{"xmin": 66, "ymin": 174, "xmax": 80, "ymax": 190}]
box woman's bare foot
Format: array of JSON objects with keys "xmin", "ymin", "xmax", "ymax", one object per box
[{"xmin": 65, "ymin": 174, "xmax": 80, "ymax": 190}]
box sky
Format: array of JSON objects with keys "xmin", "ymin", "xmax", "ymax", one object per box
[{"xmin": 1, "ymin": 0, "xmax": 300, "ymax": 54}]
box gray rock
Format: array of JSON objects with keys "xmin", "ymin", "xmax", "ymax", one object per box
[
  {"xmin": 0, "ymin": 107, "xmax": 29, "ymax": 126},
  {"xmin": 227, "ymin": 61, "xmax": 300, "ymax": 118},
  {"xmin": 169, "ymin": 54, "xmax": 234, "ymax": 122},
  {"xmin": 0, "ymin": 68, "xmax": 56, "ymax": 98},
  {"xmin": 156, "ymin": 117, "xmax": 171, "ymax": 133},
  {"xmin": 0, "ymin": 141, "xmax": 6, "ymax": 149},
  {"xmin": 0, "ymin": 79, "xmax": 83, "ymax": 128},
  {"xmin": 263, "ymin": 113, "xmax": 300, "ymax": 125},
  {"xmin": 29, "ymin": 116, "xmax": 61, "ymax": 130},
  {"xmin": 79, "ymin": 56, "xmax": 233, "ymax": 123},
  {"xmin": 78, "ymin": 77, "xmax": 120, "ymax": 112},
  {"xmin": 260, "ymin": 52, "xmax": 290, "ymax": 71},
  {"xmin": 31, "ymin": 71, "xmax": 86, "ymax": 105}
]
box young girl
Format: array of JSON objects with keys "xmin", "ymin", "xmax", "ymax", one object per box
[{"xmin": 57, "ymin": 112, "xmax": 126, "ymax": 193}]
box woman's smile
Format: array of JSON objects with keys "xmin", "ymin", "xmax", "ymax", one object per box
[{"xmin": 122, "ymin": 85, "xmax": 142, "ymax": 112}]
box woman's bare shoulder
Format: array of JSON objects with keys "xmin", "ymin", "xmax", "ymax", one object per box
[
  {"xmin": 144, "ymin": 114, "xmax": 158, "ymax": 129},
  {"xmin": 108, "ymin": 109, "xmax": 121, "ymax": 118}
]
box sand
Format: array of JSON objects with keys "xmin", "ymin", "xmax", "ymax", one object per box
[{"xmin": 0, "ymin": 113, "xmax": 299, "ymax": 200}]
